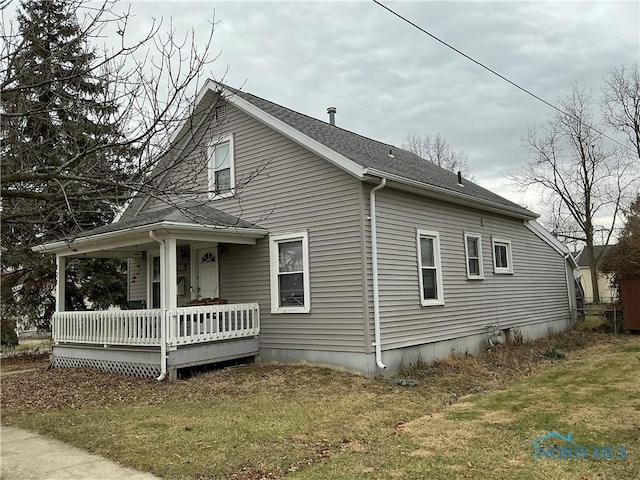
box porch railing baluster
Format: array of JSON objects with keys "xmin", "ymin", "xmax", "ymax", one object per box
[{"xmin": 50, "ymin": 303, "xmax": 259, "ymax": 347}]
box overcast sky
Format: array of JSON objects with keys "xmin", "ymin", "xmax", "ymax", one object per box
[{"xmin": 8, "ymin": 0, "xmax": 640, "ymax": 213}]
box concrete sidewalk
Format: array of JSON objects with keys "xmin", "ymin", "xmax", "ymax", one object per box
[{"xmin": 0, "ymin": 425, "xmax": 160, "ymax": 479}]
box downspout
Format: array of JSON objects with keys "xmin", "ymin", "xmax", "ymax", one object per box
[
  {"xmin": 149, "ymin": 230, "xmax": 168, "ymax": 381},
  {"xmin": 370, "ymin": 177, "xmax": 387, "ymax": 370},
  {"xmin": 563, "ymin": 253, "xmax": 575, "ymax": 322}
]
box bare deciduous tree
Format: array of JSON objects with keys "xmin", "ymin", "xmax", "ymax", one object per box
[
  {"xmin": 0, "ymin": 0, "xmax": 228, "ymax": 329},
  {"xmin": 602, "ymin": 63, "xmax": 640, "ymax": 163},
  {"xmin": 512, "ymin": 85, "xmax": 634, "ymax": 303},
  {"xmin": 403, "ymin": 132, "xmax": 473, "ymax": 179}
]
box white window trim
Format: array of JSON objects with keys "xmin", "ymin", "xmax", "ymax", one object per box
[
  {"xmin": 417, "ymin": 229, "xmax": 445, "ymax": 306},
  {"xmin": 269, "ymin": 231, "xmax": 310, "ymax": 314},
  {"xmin": 207, "ymin": 133, "xmax": 235, "ymax": 199},
  {"xmin": 464, "ymin": 232, "xmax": 484, "ymax": 280},
  {"xmin": 492, "ymin": 237, "xmax": 514, "ymax": 274}
]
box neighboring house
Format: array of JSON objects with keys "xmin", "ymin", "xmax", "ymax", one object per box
[
  {"xmin": 33, "ymin": 81, "xmax": 579, "ymax": 379},
  {"xmin": 573, "ymin": 245, "xmax": 617, "ymax": 303}
]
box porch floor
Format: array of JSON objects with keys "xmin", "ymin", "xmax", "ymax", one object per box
[
  {"xmin": 52, "ymin": 337, "xmax": 259, "ymax": 380},
  {"xmin": 51, "ymin": 303, "xmax": 261, "ymax": 379}
]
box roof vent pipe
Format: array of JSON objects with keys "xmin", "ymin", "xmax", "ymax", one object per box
[
  {"xmin": 457, "ymin": 171, "xmax": 463, "ymax": 186},
  {"xmin": 327, "ymin": 106, "xmax": 337, "ymax": 126}
]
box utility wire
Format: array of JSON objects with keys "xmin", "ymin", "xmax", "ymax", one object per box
[{"xmin": 372, "ymin": 0, "xmax": 633, "ymax": 154}]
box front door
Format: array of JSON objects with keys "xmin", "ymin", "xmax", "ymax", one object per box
[{"xmin": 197, "ymin": 248, "xmax": 219, "ymax": 299}]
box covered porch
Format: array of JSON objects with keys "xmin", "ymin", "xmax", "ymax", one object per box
[{"xmin": 33, "ymin": 203, "xmax": 268, "ymax": 380}]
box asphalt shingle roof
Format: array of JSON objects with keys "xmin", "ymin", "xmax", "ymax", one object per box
[
  {"xmin": 224, "ymin": 85, "xmax": 536, "ymax": 218},
  {"xmin": 574, "ymin": 245, "xmax": 615, "ymax": 267},
  {"xmin": 77, "ymin": 202, "xmax": 264, "ymax": 237}
]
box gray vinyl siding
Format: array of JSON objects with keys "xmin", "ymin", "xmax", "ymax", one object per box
[
  {"xmin": 369, "ymin": 186, "xmax": 570, "ymax": 351},
  {"xmin": 128, "ymin": 258, "xmax": 147, "ymax": 303},
  {"xmin": 139, "ymin": 101, "xmax": 367, "ymax": 353},
  {"xmin": 132, "ymin": 96, "xmax": 569, "ymax": 357}
]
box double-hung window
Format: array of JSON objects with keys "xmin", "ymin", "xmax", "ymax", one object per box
[
  {"xmin": 151, "ymin": 255, "xmax": 161, "ymax": 308},
  {"xmin": 208, "ymin": 134, "xmax": 234, "ymax": 198},
  {"xmin": 269, "ymin": 232, "xmax": 310, "ymax": 313},
  {"xmin": 417, "ymin": 229, "xmax": 444, "ymax": 306},
  {"xmin": 492, "ymin": 238, "xmax": 513, "ymax": 274},
  {"xmin": 464, "ymin": 233, "xmax": 484, "ymax": 279}
]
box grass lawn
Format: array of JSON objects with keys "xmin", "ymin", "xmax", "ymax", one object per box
[{"xmin": 2, "ymin": 331, "xmax": 639, "ymax": 479}]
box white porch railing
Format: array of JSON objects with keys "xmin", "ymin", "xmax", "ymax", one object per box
[
  {"xmin": 172, "ymin": 303, "xmax": 260, "ymax": 346},
  {"xmin": 53, "ymin": 309, "xmax": 162, "ymax": 346},
  {"xmin": 52, "ymin": 303, "xmax": 260, "ymax": 347}
]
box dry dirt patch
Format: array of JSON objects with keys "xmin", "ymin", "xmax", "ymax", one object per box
[{"xmin": 0, "ymin": 352, "xmax": 49, "ymax": 372}]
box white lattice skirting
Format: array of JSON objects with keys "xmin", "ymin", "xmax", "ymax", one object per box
[{"xmin": 53, "ymin": 356, "xmax": 160, "ymax": 379}]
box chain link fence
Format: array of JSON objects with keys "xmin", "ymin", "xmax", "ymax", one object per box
[{"xmin": 579, "ymin": 301, "xmax": 624, "ymax": 334}]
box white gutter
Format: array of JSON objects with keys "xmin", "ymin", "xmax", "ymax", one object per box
[
  {"xmin": 149, "ymin": 230, "xmax": 168, "ymax": 382},
  {"xmin": 370, "ymin": 177, "xmax": 387, "ymax": 370},
  {"xmin": 32, "ymin": 221, "xmax": 268, "ymax": 255},
  {"xmin": 364, "ymin": 168, "xmax": 538, "ymax": 221}
]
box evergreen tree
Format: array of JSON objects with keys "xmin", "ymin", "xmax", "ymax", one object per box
[{"xmin": 1, "ymin": 0, "xmax": 131, "ymax": 329}]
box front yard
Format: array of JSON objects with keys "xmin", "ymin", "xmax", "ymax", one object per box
[{"xmin": 1, "ymin": 330, "xmax": 639, "ymax": 479}]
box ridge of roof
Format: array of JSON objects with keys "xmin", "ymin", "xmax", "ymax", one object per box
[
  {"xmin": 217, "ymin": 82, "xmax": 537, "ymax": 219},
  {"xmin": 220, "ymin": 83, "xmax": 401, "ymax": 152}
]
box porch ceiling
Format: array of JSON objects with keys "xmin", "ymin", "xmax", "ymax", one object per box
[{"xmin": 32, "ymin": 203, "xmax": 268, "ymax": 257}]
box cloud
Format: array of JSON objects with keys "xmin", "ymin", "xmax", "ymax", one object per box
[{"xmin": 8, "ymin": 0, "xmax": 638, "ymax": 211}]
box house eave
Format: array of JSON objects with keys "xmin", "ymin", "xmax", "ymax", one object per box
[
  {"xmin": 215, "ymin": 82, "xmax": 367, "ymax": 180},
  {"xmin": 32, "ymin": 221, "xmax": 269, "ymax": 256},
  {"xmin": 524, "ymin": 221, "xmax": 578, "ymax": 268},
  {"xmin": 363, "ymin": 168, "xmax": 538, "ymax": 221}
]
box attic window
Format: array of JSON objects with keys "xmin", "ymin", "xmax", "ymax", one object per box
[{"xmin": 208, "ymin": 134, "xmax": 235, "ymax": 198}]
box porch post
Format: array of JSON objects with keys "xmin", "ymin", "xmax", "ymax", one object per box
[
  {"xmin": 165, "ymin": 238, "xmax": 178, "ymax": 341},
  {"xmin": 55, "ymin": 255, "xmax": 66, "ymax": 312}
]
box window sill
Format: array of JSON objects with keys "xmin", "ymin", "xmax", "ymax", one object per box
[
  {"xmin": 420, "ymin": 299, "xmax": 445, "ymax": 307},
  {"xmin": 466, "ymin": 275, "xmax": 485, "ymax": 281},
  {"xmin": 208, "ymin": 191, "xmax": 235, "ymax": 200},
  {"xmin": 494, "ymin": 269, "xmax": 514, "ymax": 275},
  {"xmin": 271, "ymin": 306, "xmax": 310, "ymax": 314}
]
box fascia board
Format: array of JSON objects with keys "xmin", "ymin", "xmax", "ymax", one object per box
[
  {"xmin": 32, "ymin": 221, "xmax": 268, "ymax": 256},
  {"xmin": 525, "ymin": 221, "xmax": 578, "ymax": 268},
  {"xmin": 167, "ymin": 79, "xmax": 219, "ymax": 146},
  {"xmin": 220, "ymin": 87, "xmax": 366, "ymax": 180},
  {"xmin": 33, "ymin": 232, "xmax": 153, "ymax": 256},
  {"xmin": 128, "ymin": 80, "xmax": 220, "ymax": 218},
  {"xmin": 363, "ymin": 168, "xmax": 538, "ymax": 221}
]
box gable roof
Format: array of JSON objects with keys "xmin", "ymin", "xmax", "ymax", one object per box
[
  {"xmin": 129, "ymin": 80, "xmax": 537, "ymax": 221},
  {"xmin": 216, "ymin": 82, "xmax": 537, "ymax": 220},
  {"xmin": 574, "ymin": 245, "xmax": 615, "ymax": 268}
]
